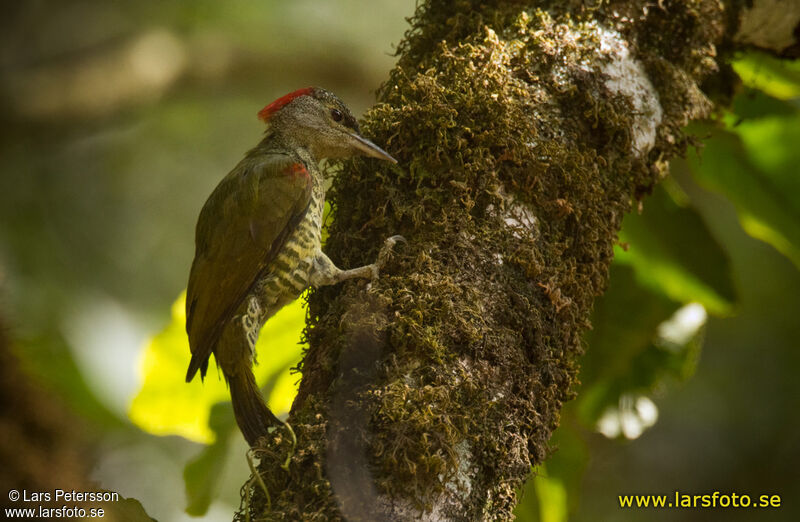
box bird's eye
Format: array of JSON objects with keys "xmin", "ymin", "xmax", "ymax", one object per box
[{"xmin": 331, "ymin": 109, "xmax": 343, "ymax": 122}]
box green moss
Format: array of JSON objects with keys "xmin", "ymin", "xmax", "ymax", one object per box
[{"xmin": 238, "ymin": 1, "xmax": 728, "ymax": 520}]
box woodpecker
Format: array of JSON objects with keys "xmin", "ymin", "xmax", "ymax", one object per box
[{"xmin": 185, "ymin": 87, "xmax": 401, "ymax": 446}]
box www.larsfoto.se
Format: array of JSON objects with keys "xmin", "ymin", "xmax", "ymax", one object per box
[{"xmin": 619, "ymin": 491, "xmax": 782, "ymax": 509}]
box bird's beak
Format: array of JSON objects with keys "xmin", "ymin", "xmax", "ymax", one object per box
[{"xmin": 348, "ymin": 132, "xmax": 397, "ymax": 164}]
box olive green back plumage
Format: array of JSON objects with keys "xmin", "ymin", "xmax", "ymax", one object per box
[{"xmin": 185, "ymin": 147, "xmax": 312, "ymax": 382}]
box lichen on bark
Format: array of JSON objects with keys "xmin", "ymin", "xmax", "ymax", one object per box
[{"xmin": 237, "ymin": 1, "xmax": 735, "ymax": 520}]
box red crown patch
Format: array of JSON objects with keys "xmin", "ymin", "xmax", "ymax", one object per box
[{"xmin": 258, "ymin": 87, "xmax": 315, "ymax": 122}]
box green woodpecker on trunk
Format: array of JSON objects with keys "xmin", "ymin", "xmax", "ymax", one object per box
[{"xmin": 185, "ymin": 87, "xmax": 401, "ymax": 446}]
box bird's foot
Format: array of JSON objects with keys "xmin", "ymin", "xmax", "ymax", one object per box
[{"xmin": 370, "ymin": 234, "xmax": 406, "ymax": 279}]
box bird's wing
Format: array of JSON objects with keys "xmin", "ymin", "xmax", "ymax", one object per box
[{"xmin": 185, "ymin": 151, "xmax": 312, "ymax": 381}]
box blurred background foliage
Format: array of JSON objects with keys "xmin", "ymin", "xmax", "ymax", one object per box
[{"xmin": 0, "ymin": 1, "xmax": 798, "ymax": 521}]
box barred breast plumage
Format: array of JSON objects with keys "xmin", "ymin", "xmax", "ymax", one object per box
[{"xmin": 250, "ymin": 168, "xmax": 325, "ymax": 327}]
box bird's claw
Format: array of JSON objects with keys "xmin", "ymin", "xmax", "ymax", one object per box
[
  {"xmin": 374, "ymin": 234, "xmax": 406, "ymax": 275},
  {"xmin": 385, "ymin": 234, "xmax": 407, "ymax": 247},
  {"xmin": 364, "ymin": 235, "xmax": 406, "ymax": 283}
]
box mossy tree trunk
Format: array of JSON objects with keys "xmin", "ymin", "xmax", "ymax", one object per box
[{"xmin": 239, "ymin": 1, "xmax": 797, "ymax": 520}]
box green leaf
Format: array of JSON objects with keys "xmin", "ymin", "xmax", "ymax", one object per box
[
  {"xmin": 614, "ymin": 185, "xmax": 737, "ymax": 315},
  {"xmin": 736, "ymin": 116, "xmax": 800, "ymax": 198},
  {"xmin": 732, "ymin": 52, "xmax": 800, "ymax": 101},
  {"xmin": 579, "ymin": 265, "xmax": 704, "ymax": 429},
  {"xmin": 514, "ymin": 463, "xmax": 570, "ymax": 522},
  {"xmin": 579, "ymin": 265, "xmax": 680, "ymax": 422},
  {"xmin": 686, "ymin": 121, "xmax": 800, "ymax": 270},
  {"xmin": 183, "ymin": 402, "xmax": 236, "ymax": 516},
  {"xmin": 514, "ymin": 408, "xmax": 590, "ymax": 521},
  {"xmin": 533, "ymin": 470, "xmax": 568, "ymax": 522},
  {"xmin": 544, "ymin": 423, "xmax": 589, "ymax": 515},
  {"xmin": 731, "ymin": 88, "xmax": 798, "ymax": 121},
  {"xmin": 129, "ymin": 292, "xmax": 305, "ymax": 443}
]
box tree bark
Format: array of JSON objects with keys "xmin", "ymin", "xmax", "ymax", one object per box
[{"xmin": 238, "ymin": 1, "xmax": 799, "ymax": 520}]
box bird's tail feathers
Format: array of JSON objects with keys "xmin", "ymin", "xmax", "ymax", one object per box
[
  {"xmin": 185, "ymin": 352, "xmax": 209, "ymax": 383},
  {"xmin": 228, "ymin": 368, "xmax": 282, "ymax": 447}
]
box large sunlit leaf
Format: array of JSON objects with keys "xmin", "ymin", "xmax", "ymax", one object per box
[
  {"xmin": 686, "ymin": 121, "xmax": 800, "ymax": 270},
  {"xmin": 614, "ymin": 184, "xmax": 737, "ymax": 315},
  {"xmin": 129, "ymin": 292, "xmax": 305, "ymax": 443}
]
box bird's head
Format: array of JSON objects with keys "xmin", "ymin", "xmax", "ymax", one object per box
[{"xmin": 258, "ymin": 87, "xmax": 396, "ymax": 164}]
